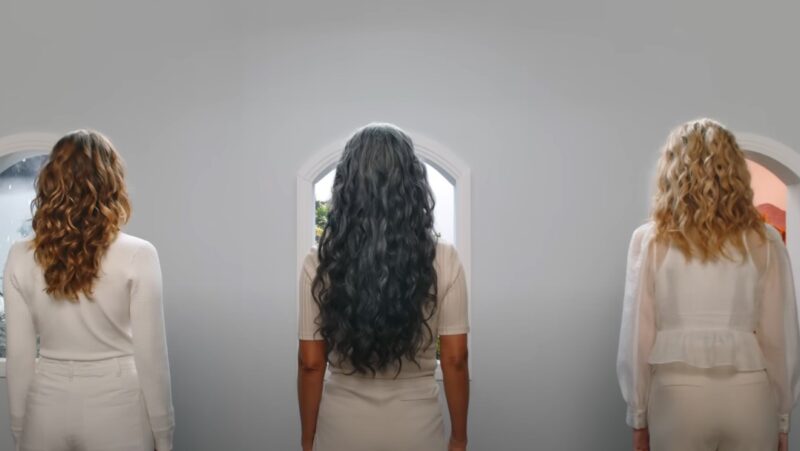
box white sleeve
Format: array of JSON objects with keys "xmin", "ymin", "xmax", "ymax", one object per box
[
  {"xmin": 438, "ymin": 248, "xmax": 469, "ymax": 336},
  {"xmin": 130, "ymin": 243, "xmax": 175, "ymax": 450},
  {"xmin": 298, "ymin": 251, "xmax": 323, "ymax": 340},
  {"xmin": 616, "ymin": 225, "xmax": 657, "ymax": 429},
  {"xmin": 756, "ymin": 228, "xmax": 800, "ymax": 433},
  {"xmin": 3, "ymin": 244, "xmax": 37, "ymax": 446}
]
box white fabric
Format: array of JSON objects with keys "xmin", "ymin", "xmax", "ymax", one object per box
[
  {"xmin": 617, "ymin": 223, "xmax": 800, "ymax": 432},
  {"xmin": 3, "ymin": 233, "xmax": 175, "ymax": 450},
  {"xmin": 18, "ymin": 357, "xmax": 155, "ymax": 451},
  {"xmin": 648, "ymin": 363, "xmax": 778, "ymax": 451}
]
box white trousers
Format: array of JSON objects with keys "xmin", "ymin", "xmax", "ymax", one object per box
[
  {"xmin": 18, "ymin": 357, "xmax": 154, "ymax": 451},
  {"xmin": 649, "ymin": 363, "xmax": 779, "ymax": 451}
]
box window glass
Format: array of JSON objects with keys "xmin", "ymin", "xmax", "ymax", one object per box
[{"xmin": 0, "ymin": 154, "xmax": 47, "ymax": 358}]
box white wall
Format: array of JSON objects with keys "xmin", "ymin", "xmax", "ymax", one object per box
[{"xmin": 2, "ymin": 0, "xmax": 800, "ymax": 449}]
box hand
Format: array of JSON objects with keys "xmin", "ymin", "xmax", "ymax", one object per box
[
  {"xmin": 633, "ymin": 428, "xmax": 649, "ymax": 451},
  {"xmin": 778, "ymin": 432, "xmax": 788, "ymax": 451},
  {"xmin": 448, "ymin": 436, "xmax": 467, "ymax": 451}
]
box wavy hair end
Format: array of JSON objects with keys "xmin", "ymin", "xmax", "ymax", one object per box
[
  {"xmin": 31, "ymin": 130, "xmax": 131, "ymax": 301},
  {"xmin": 652, "ymin": 118, "xmax": 765, "ymax": 261}
]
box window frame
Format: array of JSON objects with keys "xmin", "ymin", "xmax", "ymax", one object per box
[
  {"xmin": 0, "ymin": 132, "xmax": 58, "ymax": 378},
  {"xmin": 296, "ymin": 131, "xmax": 472, "ymax": 380}
]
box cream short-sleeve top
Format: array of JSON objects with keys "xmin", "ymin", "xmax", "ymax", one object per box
[{"xmin": 298, "ymin": 242, "xmax": 469, "ymax": 379}]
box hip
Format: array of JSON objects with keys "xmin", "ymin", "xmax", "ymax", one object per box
[
  {"xmin": 652, "ymin": 362, "xmax": 769, "ymax": 387},
  {"xmin": 29, "ymin": 356, "xmax": 142, "ymax": 401}
]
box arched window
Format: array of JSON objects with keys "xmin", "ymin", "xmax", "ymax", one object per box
[
  {"xmin": 297, "ymin": 131, "xmax": 471, "ymax": 378},
  {"xmin": 312, "ymin": 162, "xmax": 455, "ymax": 244},
  {"xmin": 0, "ymin": 133, "xmax": 56, "ymax": 374}
]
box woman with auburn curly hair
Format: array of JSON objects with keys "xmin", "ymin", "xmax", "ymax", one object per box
[
  {"xmin": 297, "ymin": 124, "xmax": 469, "ymax": 451},
  {"xmin": 617, "ymin": 119, "xmax": 800, "ymax": 451},
  {"xmin": 3, "ymin": 130, "xmax": 174, "ymax": 451}
]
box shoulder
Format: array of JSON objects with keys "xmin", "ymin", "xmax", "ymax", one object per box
[
  {"xmin": 632, "ymin": 222, "xmax": 655, "ymax": 241},
  {"xmin": 5, "ymin": 237, "xmax": 34, "ymax": 270},
  {"xmin": 435, "ymin": 241, "xmax": 460, "ymax": 266},
  {"xmin": 435, "ymin": 241, "xmax": 463, "ymax": 285},
  {"xmin": 114, "ymin": 233, "xmax": 159, "ymax": 261},
  {"xmin": 763, "ymin": 223, "xmax": 784, "ymax": 244},
  {"xmin": 302, "ymin": 247, "xmax": 319, "ymax": 278},
  {"xmin": 630, "ymin": 222, "xmax": 656, "ymax": 248}
]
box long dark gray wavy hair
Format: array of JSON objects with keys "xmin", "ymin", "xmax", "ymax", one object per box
[{"xmin": 312, "ymin": 123, "xmax": 438, "ymax": 375}]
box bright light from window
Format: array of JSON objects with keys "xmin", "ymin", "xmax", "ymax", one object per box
[
  {"xmin": 0, "ymin": 154, "xmax": 47, "ymax": 358},
  {"xmin": 313, "ymin": 162, "xmax": 455, "ymax": 244}
]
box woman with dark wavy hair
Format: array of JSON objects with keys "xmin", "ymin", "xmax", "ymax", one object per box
[
  {"xmin": 298, "ymin": 124, "xmax": 470, "ymax": 451},
  {"xmin": 3, "ymin": 130, "xmax": 174, "ymax": 451}
]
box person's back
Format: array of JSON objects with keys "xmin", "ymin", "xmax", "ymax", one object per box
[
  {"xmin": 617, "ymin": 119, "xmax": 800, "ymax": 451},
  {"xmin": 9, "ymin": 234, "xmax": 163, "ymax": 360},
  {"xmin": 3, "ymin": 130, "xmax": 175, "ymax": 451},
  {"xmin": 297, "ymin": 124, "xmax": 470, "ymax": 451},
  {"xmin": 648, "ymin": 227, "xmax": 770, "ymax": 370},
  {"xmin": 300, "ymin": 241, "xmax": 468, "ymax": 380}
]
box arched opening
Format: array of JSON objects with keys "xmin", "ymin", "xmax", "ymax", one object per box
[
  {"xmin": 739, "ymin": 133, "xmax": 800, "ymax": 292},
  {"xmin": 748, "ymin": 159, "xmax": 787, "ymax": 241},
  {"xmin": 0, "ymin": 133, "xmax": 56, "ymax": 370}
]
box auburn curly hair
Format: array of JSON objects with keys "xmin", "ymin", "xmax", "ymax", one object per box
[
  {"xmin": 31, "ymin": 130, "xmax": 131, "ymax": 301},
  {"xmin": 652, "ymin": 118, "xmax": 765, "ymax": 261}
]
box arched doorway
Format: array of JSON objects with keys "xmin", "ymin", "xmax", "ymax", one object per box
[{"xmin": 739, "ymin": 133, "xmax": 800, "ymax": 291}]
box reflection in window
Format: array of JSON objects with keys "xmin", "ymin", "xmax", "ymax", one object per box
[
  {"xmin": 313, "ymin": 162, "xmax": 455, "ymax": 244},
  {"xmin": 747, "ymin": 159, "xmax": 787, "ymax": 242},
  {"xmin": 0, "ymin": 154, "xmax": 47, "ymax": 358}
]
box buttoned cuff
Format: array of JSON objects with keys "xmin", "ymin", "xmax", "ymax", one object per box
[
  {"xmin": 154, "ymin": 428, "xmax": 173, "ymax": 451},
  {"xmin": 11, "ymin": 418, "xmax": 22, "ymax": 448},
  {"xmin": 626, "ymin": 406, "xmax": 648, "ymax": 429},
  {"xmin": 779, "ymin": 413, "xmax": 790, "ymax": 434}
]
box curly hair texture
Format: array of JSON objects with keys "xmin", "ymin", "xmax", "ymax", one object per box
[
  {"xmin": 312, "ymin": 124, "xmax": 439, "ymax": 375},
  {"xmin": 31, "ymin": 130, "xmax": 131, "ymax": 301},
  {"xmin": 652, "ymin": 118, "xmax": 765, "ymax": 261}
]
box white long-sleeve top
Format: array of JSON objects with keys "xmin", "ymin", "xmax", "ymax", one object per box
[
  {"xmin": 617, "ymin": 223, "xmax": 800, "ymax": 433},
  {"xmin": 3, "ymin": 233, "xmax": 175, "ymax": 450}
]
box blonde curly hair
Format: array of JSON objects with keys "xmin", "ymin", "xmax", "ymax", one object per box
[
  {"xmin": 652, "ymin": 118, "xmax": 764, "ymax": 261},
  {"xmin": 31, "ymin": 130, "xmax": 131, "ymax": 301}
]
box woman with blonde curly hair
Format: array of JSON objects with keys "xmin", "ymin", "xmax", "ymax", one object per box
[
  {"xmin": 617, "ymin": 119, "xmax": 800, "ymax": 451},
  {"xmin": 3, "ymin": 130, "xmax": 174, "ymax": 451}
]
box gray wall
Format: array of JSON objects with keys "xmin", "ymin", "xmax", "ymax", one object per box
[{"xmin": 2, "ymin": 0, "xmax": 800, "ymax": 449}]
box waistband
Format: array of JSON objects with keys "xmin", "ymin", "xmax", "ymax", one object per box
[
  {"xmin": 36, "ymin": 356, "xmax": 137, "ymax": 378},
  {"xmin": 328, "ymin": 372, "xmax": 437, "ymax": 388},
  {"xmin": 653, "ymin": 362, "xmax": 767, "ymax": 385}
]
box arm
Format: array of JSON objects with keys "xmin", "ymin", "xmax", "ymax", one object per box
[
  {"xmin": 298, "ymin": 340, "xmax": 327, "ymax": 450},
  {"xmin": 297, "ymin": 252, "xmax": 327, "ymax": 450},
  {"xmin": 755, "ymin": 228, "xmax": 800, "ymax": 434},
  {"xmin": 616, "ymin": 225, "xmax": 657, "ymax": 431},
  {"xmin": 4, "ymin": 246, "xmax": 37, "ymax": 446},
  {"xmin": 438, "ymin": 247, "xmax": 470, "ymax": 449},
  {"xmin": 440, "ymin": 334, "xmax": 469, "ymax": 450},
  {"xmin": 130, "ymin": 243, "xmax": 175, "ymax": 451}
]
